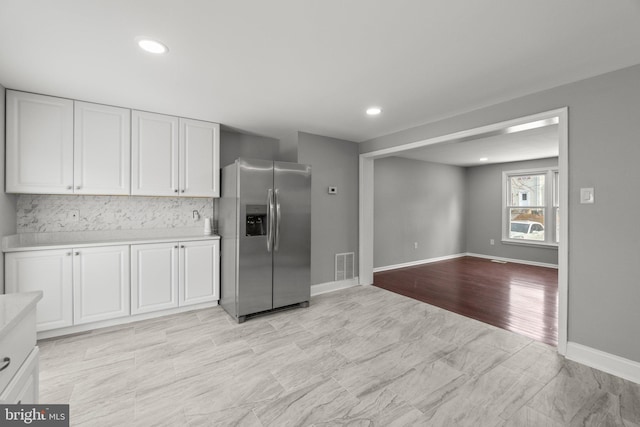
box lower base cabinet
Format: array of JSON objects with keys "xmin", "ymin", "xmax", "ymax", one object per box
[
  {"xmin": 131, "ymin": 240, "xmax": 219, "ymax": 315},
  {"xmin": 5, "ymin": 250, "xmax": 73, "ymax": 331},
  {"xmin": 131, "ymin": 242, "xmax": 179, "ymax": 314},
  {"xmin": 73, "ymin": 246, "xmax": 130, "ymax": 325},
  {"xmin": 5, "ymin": 246, "xmax": 130, "ymax": 331},
  {"xmin": 0, "ymin": 299, "xmax": 39, "ymax": 404},
  {"xmin": 4, "ymin": 238, "xmax": 219, "ymax": 334},
  {"xmin": 1, "ymin": 348, "xmax": 39, "ymax": 404},
  {"xmin": 181, "ymin": 240, "xmax": 220, "ymax": 306}
]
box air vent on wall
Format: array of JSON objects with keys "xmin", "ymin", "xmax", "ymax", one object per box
[{"xmin": 335, "ymin": 252, "xmax": 355, "ymax": 281}]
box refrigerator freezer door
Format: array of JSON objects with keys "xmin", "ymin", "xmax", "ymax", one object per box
[
  {"xmin": 273, "ymin": 161, "xmax": 311, "ymax": 308},
  {"xmin": 237, "ymin": 158, "xmax": 274, "ymax": 316}
]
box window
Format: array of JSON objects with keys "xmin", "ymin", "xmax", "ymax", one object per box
[{"xmin": 503, "ymin": 168, "xmax": 559, "ymax": 246}]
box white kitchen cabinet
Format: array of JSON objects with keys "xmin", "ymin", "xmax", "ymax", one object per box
[
  {"xmin": 0, "ymin": 348, "xmax": 39, "ymax": 404},
  {"xmin": 5, "ymin": 250, "xmax": 73, "ymax": 331},
  {"xmin": 5, "ymin": 245, "xmax": 130, "ymax": 331},
  {"xmin": 180, "ymin": 118, "xmax": 220, "ymax": 197},
  {"xmin": 6, "ymin": 91, "xmax": 132, "ymax": 195},
  {"xmin": 131, "ymin": 111, "xmax": 220, "ymax": 197},
  {"xmin": 0, "ymin": 294, "xmax": 40, "ymax": 404},
  {"xmin": 131, "ymin": 239, "xmax": 219, "ymax": 314},
  {"xmin": 131, "ymin": 111, "xmax": 180, "ymax": 196},
  {"xmin": 6, "ymin": 90, "xmax": 218, "ymax": 197},
  {"xmin": 74, "ymin": 101, "xmax": 131, "ymax": 195},
  {"xmin": 5, "ymin": 90, "xmax": 74, "ymax": 194},
  {"xmin": 4, "ymin": 237, "xmax": 219, "ymax": 336},
  {"xmin": 73, "ymin": 246, "xmax": 130, "ymax": 325},
  {"xmin": 131, "ymin": 242, "xmax": 180, "ymax": 314},
  {"xmin": 180, "ymin": 240, "xmax": 220, "ymax": 306}
]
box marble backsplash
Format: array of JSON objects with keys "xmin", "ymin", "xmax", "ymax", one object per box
[{"xmin": 17, "ymin": 195, "xmax": 215, "ymax": 233}]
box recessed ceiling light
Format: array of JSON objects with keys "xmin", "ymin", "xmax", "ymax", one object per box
[
  {"xmin": 366, "ymin": 107, "xmax": 382, "ymax": 116},
  {"xmin": 479, "ymin": 157, "xmax": 489, "ymax": 162},
  {"xmin": 137, "ymin": 38, "xmax": 168, "ymax": 54}
]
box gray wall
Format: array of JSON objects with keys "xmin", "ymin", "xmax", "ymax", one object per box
[
  {"xmin": 466, "ymin": 158, "xmax": 558, "ymax": 265},
  {"xmin": 374, "ymin": 157, "xmax": 466, "ymax": 268},
  {"xmin": 298, "ymin": 132, "xmax": 359, "ymax": 285},
  {"xmin": 0, "ymin": 84, "xmax": 18, "ymax": 293},
  {"xmin": 278, "ymin": 131, "xmax": 299, "ymax": 163},
  {"xmin": 361, "ymin": 64, "xmax": 640, "ymax": 363},
  {"xmin": 220, "ymin": 130, "xmax": 279, "ymax": 167}
]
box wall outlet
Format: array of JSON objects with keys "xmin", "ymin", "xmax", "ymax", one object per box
[
  {"xmin": 490, "ymin": 239, "xmax": 495, "ymax": 245},
  {"xmin": 414, "ymin": 242, "xmax": 418, "ymax": 249},
  {"xmin": 68, "ymin": 210, "xmax": 80, "ymax": 222}
]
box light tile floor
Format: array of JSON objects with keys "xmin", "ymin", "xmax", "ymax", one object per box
[{"xmin": 39, "ymin": 285, "xmax": 640, "ymax": 426}]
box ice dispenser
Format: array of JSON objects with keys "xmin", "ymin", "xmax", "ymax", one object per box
[{"xmin": 245, "ymin": 204, "xmax": 267, "ymax": 236}]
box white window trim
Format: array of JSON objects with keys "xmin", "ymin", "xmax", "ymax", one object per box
[{"xmin": 501, "ymin": 166, "xmax": 559, "ymax": 247}]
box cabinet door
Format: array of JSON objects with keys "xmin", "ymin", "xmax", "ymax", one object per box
[
  {"xmin": 74, "ymin": 102, "xmax": 131, "ymax": 195},
  {"xmin": 131, "ymin": 111, "xmax": 180, "ymax": 196},
  {"xmin": 5, "ymin": 250, "xmax": 73, "ymax": 331},
  {"xmin": 131, "ymin": 243, "xmax": 179, "ymax": 314},
  {"xmin": 73, "ymin": 245, "xmax": 130, "ymax": 325},
  {"xmin": 14, "ymin": 366, "xmax": 38, "ymax": 404},
  {"xmin": 179, "ymin": 118, "xmax": 220, "ymax": 197},
  {"xmin": 5, "ymin": 91, "xmax": 74, "ymax": 194},
  {"xmin": 0, "ymin": 348, "xmax": 39, "ymax": 404},
  {"xmin": 179, "ymin": 240, "xmax": 219, "ymax": 306}
]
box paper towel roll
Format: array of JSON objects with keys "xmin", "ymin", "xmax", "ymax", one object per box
[{"xmin": 204, "ymin": 217, "xmax": 212, "ymax": 235}]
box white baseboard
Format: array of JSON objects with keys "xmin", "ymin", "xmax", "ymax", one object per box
[
  {"xmin": 466, "ymin": 252, "xmax": 558, "ymax": 269},
  {"xmin": 373, "ymin": 253, "xmax": 466, "ymax": 273},
  {"xmin": 566, "ymin": 342, "xmax": 640, "ymax": 385},
  {"xmin": 374, "ymin": 252, "xmax": 558, "ymax": 272},
  {"xmin": 311, "ymin": 277, "xmax": 360, "ymax": 296}
]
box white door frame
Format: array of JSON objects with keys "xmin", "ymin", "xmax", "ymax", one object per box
[{"xmin": 358, "ymin": 107, "xmax": 569, "ymax": 355}]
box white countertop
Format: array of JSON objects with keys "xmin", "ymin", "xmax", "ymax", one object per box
[
  {"xmin": 2, "ymin": 228, "xmax": 220, "ymax": 252},
  {"xmin": 0, "ymin": 291, "xmax": 42, "ymax": 340}
]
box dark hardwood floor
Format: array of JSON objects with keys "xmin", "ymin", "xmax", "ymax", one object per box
[{"xmin": 374, "ymin": 256, "xmax": 558, "ymax": 346}]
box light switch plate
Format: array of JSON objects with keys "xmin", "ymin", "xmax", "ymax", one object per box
[{"xmin": 580, "ymin": 188, "xmax": 595, "ymax": 204}]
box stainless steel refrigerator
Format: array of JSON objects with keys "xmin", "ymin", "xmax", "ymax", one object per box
[{"xmin": 219, "ymin": 158, "xmax": 311, "ymax": 323}]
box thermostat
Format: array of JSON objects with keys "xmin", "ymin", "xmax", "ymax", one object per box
[
  {"xmin": 328, "ymin": 186, "xmax": 337, "ymax": 195},
  {"xmin": 580, "ymin": 187, "xmax": 595, "ymax": 204}
]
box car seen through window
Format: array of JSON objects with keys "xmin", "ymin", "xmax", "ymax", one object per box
[{"xmin": 509, "ymin": 220, "xmax": 545, "ymax": 241}]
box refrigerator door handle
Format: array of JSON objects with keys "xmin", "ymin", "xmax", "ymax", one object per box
[
  {"xmin": 267, "ymin": 188, "xmax": 274, "ymax": 252},
  {"xmin": 275, "ymin": 188, "xmax": 281, "ymax": 251}
]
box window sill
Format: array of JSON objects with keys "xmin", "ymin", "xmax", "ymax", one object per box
[{"xmin": 501, "ymin": 239, "xmax": 559, "ymax": 249}]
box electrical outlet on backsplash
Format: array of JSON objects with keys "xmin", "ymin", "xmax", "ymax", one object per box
[{"xmin": 16, "ymin": 195, "xmax": 216, "ymax": 233}]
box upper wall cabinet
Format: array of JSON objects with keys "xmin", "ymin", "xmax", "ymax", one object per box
[
  {"xmin": 180, "ymin": 118, "xmax": 220, "ymax": 197},
  {"xmin": 131, "ymin": 111, "xmax": 180, "ymax": 196},
  {"xmin": 6, "ymin": 90, "xmax": 220, "ymax": 197},
  {"xmin": 6, "ymin": 90, "xmax": 131, "ymax": 195},
  {"xmin": 6, "ymin": 91, "xmax": 74, "ymax": 194},
  {"xmin": 74, "ymin": 101, "xmax": 131, "ymax": 195},
  {"xmin": 132, "ymin": 111, "xmax": 220, "ymax": 197}
]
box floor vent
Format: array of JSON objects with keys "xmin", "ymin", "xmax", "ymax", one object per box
[{"xmin": 335, "ymin": 252, "xmax": 355, "ymax": 281}]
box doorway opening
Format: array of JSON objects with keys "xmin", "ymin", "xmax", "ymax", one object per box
[{"xmin": 359, "ymin": 108, "xmax": 568, "ymax": 354}]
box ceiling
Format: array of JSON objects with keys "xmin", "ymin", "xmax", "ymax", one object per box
[
  {"xmin": 394, "ymin": 123, "xmax": 559, "ymax": 167},
  {"xmin": 1, "ymin": 1, "xmax": 639, "ymax": 144}
]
